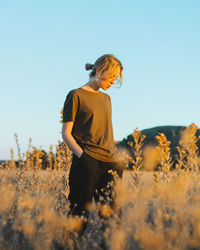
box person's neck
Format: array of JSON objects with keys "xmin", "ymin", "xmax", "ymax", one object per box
[{"xmin": 82, "ymin": 79, "xmax": 100, "ymax": 92}]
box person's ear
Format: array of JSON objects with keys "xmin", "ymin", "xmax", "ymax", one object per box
[{"xmin": 94, "ymin": 69, "xmax": 100, "ymax": 80}]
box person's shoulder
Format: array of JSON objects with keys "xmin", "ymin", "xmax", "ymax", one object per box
[
  {"xmin": 66, "ymin": 88, "xmax": 81, "ymax": 97},
  {"xmin": 100, "ymin": 91, "xmax": 111, "ymax": 100}
]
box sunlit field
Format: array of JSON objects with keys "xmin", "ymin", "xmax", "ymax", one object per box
[{"xmin": 1, "ymin": 124, "xmax": 200, "ymax": 250}]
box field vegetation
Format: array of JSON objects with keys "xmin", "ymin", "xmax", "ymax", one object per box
[{"xmin": 0, "ymin": 123, "xmax": 200, "ymax": 249}]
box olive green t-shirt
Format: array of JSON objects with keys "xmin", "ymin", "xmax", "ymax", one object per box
[{"xmin": 63, "ymin": 87, "xmax": 118, "ymax": 162}]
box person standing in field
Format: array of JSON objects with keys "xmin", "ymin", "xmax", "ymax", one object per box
[{"xmin": 62, "ymin": 54, "xmax": 124, "ymax": 230}]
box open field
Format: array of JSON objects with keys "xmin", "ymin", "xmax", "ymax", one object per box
[
  {"xmin": 1, "ymin": 168, "xmax": 200, "ymax": 250},
  {"xmin": 0, "ymin": 124, "xmax": 200, "ymax": 249}
]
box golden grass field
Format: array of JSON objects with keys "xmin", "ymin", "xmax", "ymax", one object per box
[{"xmin": 0, "ymin": 123, "xmax": 200, "ymax": 250}]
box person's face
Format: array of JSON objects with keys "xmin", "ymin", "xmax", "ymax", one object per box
[{"xmin": 96, "ymin": 67, "xmax": 120, "ymax": 90}]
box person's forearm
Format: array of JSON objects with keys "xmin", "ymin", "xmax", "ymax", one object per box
[{"xmin": 62, "ymin": 133, "xmax": 83, "ymax": 158}]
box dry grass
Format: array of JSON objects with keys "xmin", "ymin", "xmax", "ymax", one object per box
[{"xmin": 0, "ymin": 123, "xmax": 200, "ymax": 249}]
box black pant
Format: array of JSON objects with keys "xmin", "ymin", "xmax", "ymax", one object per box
[{"xmin": 68, "ymin": 151, "xmax": 123, "ymax": 217}]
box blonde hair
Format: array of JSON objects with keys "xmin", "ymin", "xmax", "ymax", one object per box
[{"xmin": 85, "ymin": 54, "xmax": 123, "ymax": 86}]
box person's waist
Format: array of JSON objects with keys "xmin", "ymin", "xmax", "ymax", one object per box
[
  {"xmin": 76, "ymin": 140, "xmax": 85, "ymax": 149},
  {"xmin": 75, "ymin": 138, "xmax": 117, "ymax": 154}
]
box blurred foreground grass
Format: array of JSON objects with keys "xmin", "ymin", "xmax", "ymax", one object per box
[{"xmin": 1, "ymin": 169, "xmax": 200, "ymax": 250}]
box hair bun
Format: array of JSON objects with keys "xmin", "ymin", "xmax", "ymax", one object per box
[{"xmin": 85, "ymin": 63, "xmax": 94, "ymax": 71}]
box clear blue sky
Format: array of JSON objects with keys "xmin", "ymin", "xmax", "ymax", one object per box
[{"xmin": 0, "ymin": 0, "xmax": 200, "ymax": 160}]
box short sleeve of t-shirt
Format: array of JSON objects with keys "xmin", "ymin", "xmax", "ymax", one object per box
[{"xmin": 63, "ymin": 90, "xmax": 79, "ymax": 122}]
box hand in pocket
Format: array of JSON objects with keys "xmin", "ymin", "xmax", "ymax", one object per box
[{"xmin": 79, "ymin": 151, "xmax": 85, "ymax": 159}]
